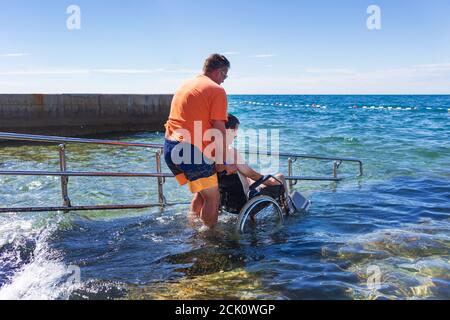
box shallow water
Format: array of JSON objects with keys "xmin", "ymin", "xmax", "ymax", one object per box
[{"xmin": 0, "ymin": 95, "xmax": 449, "ymax": 300}]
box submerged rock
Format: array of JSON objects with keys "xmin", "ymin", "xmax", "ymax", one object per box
[{"xmin": 125, "ymin": 268, "xmax": 280, "ymax": 300}]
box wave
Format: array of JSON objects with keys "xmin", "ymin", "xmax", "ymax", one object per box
[{"xmin": 0, "ymin": 214, "xmax": 81, "ymax": 300}]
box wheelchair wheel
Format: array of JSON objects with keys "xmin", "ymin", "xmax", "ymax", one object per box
[{"xmin": 236, "ymin": 195, "xmax": 284, "ymax": 234}]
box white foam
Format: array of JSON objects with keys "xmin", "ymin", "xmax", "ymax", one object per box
[
  {"xmin": 143, "ymin": 233, "xmax": 164, "ymax": 243},
  {"xmin": 156, "ymin": 215, "xmax": 175, "ymax": 225},
  {"xmin": 0, "ymin": 215, "xmax": 34, "ymax": 247},
  {"xmin": 0, "ymin": 255, "xmax": 74, "ymax": 300},
  {"xmin": 0, "ymin": 217, "xmax": 80, "ymax": 300}
]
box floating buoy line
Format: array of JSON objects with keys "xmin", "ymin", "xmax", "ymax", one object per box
[
  {"xmin": 236, "ymin": 101, "xmax": 328, "ymax": 109},
  {"xmin": 231, "ymin": 101, "xmax": 450, "ymax": 113}
]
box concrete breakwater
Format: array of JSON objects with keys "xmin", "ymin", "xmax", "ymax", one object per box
[{"xmin": 0, "ymin": 94, "xmax": 173, "ymax": 137}]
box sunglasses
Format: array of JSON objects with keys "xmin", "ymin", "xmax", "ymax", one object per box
[{"xmin": 220, "ymin": 69, "xmax": 228, "ymax": 79}]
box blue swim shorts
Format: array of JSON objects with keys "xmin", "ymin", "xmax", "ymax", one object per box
[{"xmin": 164, "ymin": 139, "xmax": 218, "ymax": 193}]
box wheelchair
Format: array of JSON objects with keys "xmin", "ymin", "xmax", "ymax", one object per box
[{"xmin": 218, "ymin": 172, "xmax": 292, "ymax": 233}]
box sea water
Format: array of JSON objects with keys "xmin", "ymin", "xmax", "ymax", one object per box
[{"xmin": 0, "ymin": 95, "xmax": 449, "ymax": 300}]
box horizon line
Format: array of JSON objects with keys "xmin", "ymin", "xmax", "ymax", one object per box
[{"xmin": 0, "ymin": 93, "xmax": 449, "ymax": 96}]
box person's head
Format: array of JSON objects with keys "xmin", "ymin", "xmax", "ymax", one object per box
[
  {"xmin": 225, "ymin": 114, "xmax": 240, "ymax": 145},
  {"xmin": 203, "ymin": 54, "xmax": 230, "ymax": 85}
]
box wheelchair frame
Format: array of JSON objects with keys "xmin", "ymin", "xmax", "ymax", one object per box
[{"xmin": 219, "ymin": 174, "xmax": 287, "ymax": 233}]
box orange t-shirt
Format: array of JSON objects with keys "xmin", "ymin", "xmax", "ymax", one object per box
[{"xmin": 165, "ymin": 74, "xmax": 228, "ymax": 152}]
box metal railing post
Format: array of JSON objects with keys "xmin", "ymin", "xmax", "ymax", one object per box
[
  {"xmin": 359, "ymin": 161, "xmax": 364, "ymax": 177},
  {"xmin": 288, "ymin": 158, "xmax": 299, "ymax": 190},
  {"xmin": 333, "ymin": 161, "xmax": 338, "ymax": 179},
  {"xmin": 155, "ymin": 150, "xmax": 166, "ymax": 207},
  {"xmin": 58, "ymin": 144, "xmax": 72, "ymax": 208},
  {"xmin": 288, "ymin": 158, "xmax": 294, "ymax": 191},
  {"xmin": 333, "ymin": 160, "xmax": 343, "ymax": 179}
]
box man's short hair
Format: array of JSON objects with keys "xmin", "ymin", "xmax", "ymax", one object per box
[
  {"xmin": 226, "ymin": 114, "xmax": 240, "ymax": 129},
  {"xmin": 203, "ymin": 54, "xmax": 231, "ymax": 73}
]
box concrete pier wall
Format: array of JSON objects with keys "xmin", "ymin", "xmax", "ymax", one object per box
[{"xmin": 0, "ymin": 94, "xmax": 173, "ymax": 136}]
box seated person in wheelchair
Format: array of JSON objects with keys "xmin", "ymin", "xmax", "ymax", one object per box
[{"xmin": 218, "ymin": 114, "xmax": 292, "ymax": 215}]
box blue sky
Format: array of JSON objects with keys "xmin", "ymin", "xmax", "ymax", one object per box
[{"xmin": 1, "ymin": 0, "xmax": 449, "ymax": 94}]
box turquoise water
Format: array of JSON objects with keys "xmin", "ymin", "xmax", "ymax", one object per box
[{"xmin": 0, "ymin": 95, "xmax": 449, "ymax": 299}]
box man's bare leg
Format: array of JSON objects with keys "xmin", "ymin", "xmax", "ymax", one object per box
[
  {"xmin": 190, "ymin": 193, "xmax": 204, "ymax": 217},
  {"xmin": 198, "ymin": 187, "xmax": 220, "ymax": 228}
]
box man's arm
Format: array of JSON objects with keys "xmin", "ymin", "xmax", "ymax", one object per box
[
  {"xmin": 238, "ymin": 162, "xmax": 283, "ymax": 186},
  {"xmin": 233, "ymin": 149, "xmax": 281, "ymax": 186},
  {"xmin": 237, "ymin": 162, "xmax": 263, "ymax": 181},
  {"xmin": 229, "ymin": 148, "xmax": 262, "ymax": 181}
]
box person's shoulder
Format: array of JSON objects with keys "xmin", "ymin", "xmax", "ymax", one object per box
[
  {"xmin": 198, "ymin": 75, "xmax": 226, "ymax": 93},
  {"xmin": 175, "ymin": 75, "xmax": 209, "ymax": 96},
  {"xmin": 178, "ymin": 75, "xmax": 225, "ymax": 99},
  {"xmin": 180, "ymin": 75, "xmax": 204, "ymax": 88}
]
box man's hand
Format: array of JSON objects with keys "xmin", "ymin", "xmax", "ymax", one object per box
[
  {"xmin": 265, "ymin": 176, "xmax": 282, "ymax": 186},
  {"xmin": 216, "ymin": 164, "xmax": 238, "ymax": 175}
]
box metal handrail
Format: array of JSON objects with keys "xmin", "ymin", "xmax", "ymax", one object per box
[
  {"xmin": 0, "ymin": 132, "xmax": 170, "ymax": 213},
  {"xmin": 1, "ymin": 132, "xmax": 363, "ymax": 176},
  {"xmin": 0, "ymin": 204, "xmax": 165, "ymax": 213},
  {"xmin": 286, "ymin": 175, "xmax": 342, "ymax": 182},
  {"xmin": 0, "ymin": 171, "xmax": 173, "ymax": 178},
  {"xmin": 248, "ymin": 151, "xmax": 363, "ymax": 176},
  {"xmin": 0, "ymin": 132, "xmax": 162, "ymax": 149},
  {"xmin": 0, "ymin": 132, "xmax": 364, "ymax": 213},
  {"xmin": 0, "ymin": 132, "xmax": 362, "ymax": 167}
]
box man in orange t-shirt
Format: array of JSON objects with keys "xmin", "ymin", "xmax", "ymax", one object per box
[{"xmin": 164, "ymin": 54, "xmax": 237, "ymax": 228}]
